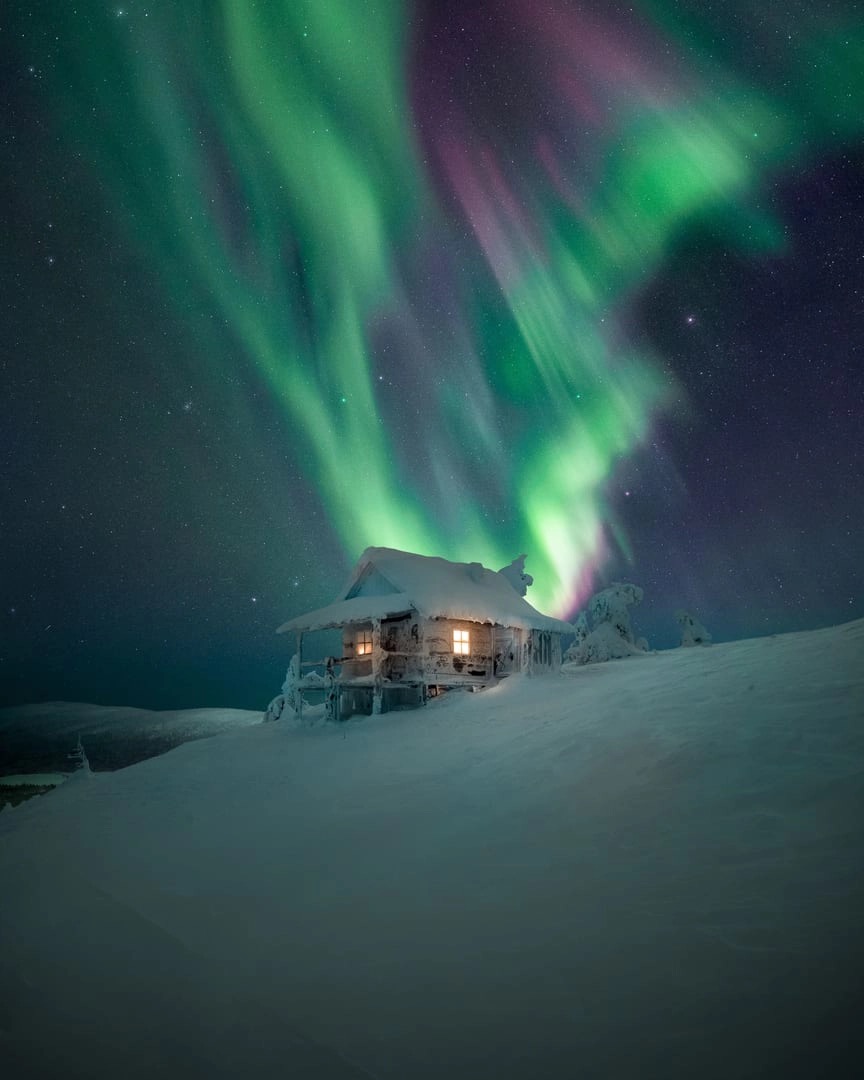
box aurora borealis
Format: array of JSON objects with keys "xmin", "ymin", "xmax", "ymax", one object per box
[{"xmin": 3, "ymin": 1, "xmax": 863, "ymax": 707}]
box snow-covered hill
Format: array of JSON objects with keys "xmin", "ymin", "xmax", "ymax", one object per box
[
  {"xmin": 0, "ymin": 701, "xmax": 262, "ymax": 776},
  {"xmin": 1, "ymin": 621, "xmax": 862, "ymax": 1079}
]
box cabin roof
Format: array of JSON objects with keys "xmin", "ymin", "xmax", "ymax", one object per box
[{"xmin": 277, "ymin": 547, "xmax": 572, "ymax": 635}]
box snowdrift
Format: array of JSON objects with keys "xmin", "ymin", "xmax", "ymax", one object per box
[{"xmin": 1, "ymin": 621, "xmax": 862, "ymax": 1079}]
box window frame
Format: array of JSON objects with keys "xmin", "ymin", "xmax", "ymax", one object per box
[
  {"xmin": 355, "ymin": 629, "xmax": 373, "ymax": 656},
  {"xmin": 453, "ymin": 628, "xmax": 471, "ymax": 655}
]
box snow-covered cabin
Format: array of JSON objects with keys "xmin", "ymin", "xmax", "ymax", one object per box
[{"xmin": 276, "ymin": 547, "xmax": 571, "ymax": 718}]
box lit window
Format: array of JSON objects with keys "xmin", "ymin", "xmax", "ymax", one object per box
[
  {"xmin": 356, "ymin": 630, "xmax": 373, "ymax": 656},
  {"xmin": 453, "ymin": 628, "xmax": 470, "ymax": 655}
]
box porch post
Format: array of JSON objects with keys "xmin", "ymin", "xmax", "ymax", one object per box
[
  {"xmin": 324, "ymin": 656, "xmax": 338, "ymax": 723},
  {"xmin": 371, "ymin": 618, "xmax": 383, "ymax": 715},
  {"xmin": 417, "ymin": 618, "xmax": 427, "ymax": 706}
]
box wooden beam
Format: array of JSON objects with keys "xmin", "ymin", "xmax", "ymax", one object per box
[{"xmin": 371, "ymin": 618, "xmax": 383, "ymax": 715}]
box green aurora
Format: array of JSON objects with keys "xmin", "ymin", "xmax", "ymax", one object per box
[{"xmin": 39, "ymin": 1, "xmax": 864, "ymax": 614}]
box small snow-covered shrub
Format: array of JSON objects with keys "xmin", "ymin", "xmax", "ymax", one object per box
[
  {"xmin": 566, "ymin": 582, "xmax": 648, "ymax": 665},
  {"xmin": 676, "ymin": 610, "xmax": 712, "ymax": 647}
]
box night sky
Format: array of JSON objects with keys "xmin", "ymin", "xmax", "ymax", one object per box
[{"xmin": 2, "ymin": 1, "xmax": 862, "ymax": 710}]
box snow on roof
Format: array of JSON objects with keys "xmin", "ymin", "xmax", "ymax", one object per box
[
  {"xmin": 276, "ymin": 593, "xmax": 415, "ymax": 634},
  {"xmin": 277, "ymin": 547, "xmax": 572, "ymax": 634}
]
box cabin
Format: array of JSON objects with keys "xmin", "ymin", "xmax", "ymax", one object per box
[{"xmin": 275, "ymin": 547, "xmax": 572, "ymax": 719}]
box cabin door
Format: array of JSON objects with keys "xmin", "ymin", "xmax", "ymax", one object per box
[{"xmin": 493, "ymin": 627, "xmax": 518, "ymax": 676}]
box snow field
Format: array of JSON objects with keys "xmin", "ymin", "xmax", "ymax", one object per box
[{"xmin": 1, "ymin": 620, "xmax": 862, "ymax": 1078}]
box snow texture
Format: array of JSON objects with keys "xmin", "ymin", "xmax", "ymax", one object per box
[
  {"xmin": 1, "ymin": 620, "xmax": 863, "ymax": 1079},
  {"xmin": 277, "ymin": 547, "xmax": 571, "ymax": 635}
]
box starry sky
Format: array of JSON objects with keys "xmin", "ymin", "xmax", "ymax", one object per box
[{"xmin": 2, "ymin": 1, "xmax": 862, "ymax": 709}]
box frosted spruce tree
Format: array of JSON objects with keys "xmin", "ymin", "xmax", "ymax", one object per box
[
  {"xmin": 566, "ymin": 583, "xmax": 648, "ymax": 665},
  {"xmin": 676, "ymin": 610, "xmax": 712, "ymax": 647},
  {"xmin": 68, "ymin": 736, "xmax": 92, "ymax": 776},
  {"xmin": 571, "ymin": 610, "xmax": 590, "ymax": 645},
  {"xmin": 264, "ymin": 652, "xmax": 303, "ymax": 721}
]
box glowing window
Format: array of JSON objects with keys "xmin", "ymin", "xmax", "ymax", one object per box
[
  {"xmin": 453, "ymin": 628, "xmax": 470, "ymax": 655},
  {"xmin": 356, "ymin": 630, "xmax": 373, "ymax": 656}
]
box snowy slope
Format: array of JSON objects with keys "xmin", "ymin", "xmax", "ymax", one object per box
[
  {"xmin": 1, "ymin": 621, "xmax": 862, "ymax": 1079},
  {"xmin": 0, "ymin": 701, "xmax": 262, "ymax": 775}
]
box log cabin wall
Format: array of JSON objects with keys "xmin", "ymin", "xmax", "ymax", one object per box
[
  {"xmin": 492, "ymin": 625, "xmax": 523, "ymax": 675},
  {"xmin": 342, "ymin": 615, "xmax": 425, "ymax": 683},
  {"xmin": 380, "ymin": 614, "xmax": 424, "ymax": 682},
  {"xmin": 341, "ymin": 616, "xmax": 553, "ymax": 687},
  {"xmin": 342, "ymin": 621, "xmax": 373, "ymax": 680},
  {"xmin": 422, "ymin": 618, "xmax": 494, "ymax": 681},
  {"xmin": 527, "ymin": 628, "xmax": 563, "ymax": 672}
]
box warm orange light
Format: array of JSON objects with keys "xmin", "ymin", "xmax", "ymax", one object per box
[
  {"xmin": 356, "ymin": 630, "xmax": 372, "ymax": 655},
  {"xmin": 453, "ymin": 628, "xmax": 470, "ymax": 655}
]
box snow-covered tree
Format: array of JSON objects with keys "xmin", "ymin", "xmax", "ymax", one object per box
[
  {"xmin": 566, "ymin": 583, "xmax": 648, "ymax": 665},
  {"xmin": 589, "ymin": 583, "xmax": 643, "ymax": 641},
  {"xmin": 497, "ymin": 554, "xmax": 534, "ymax": 597},
  {"xmin": 571, "ymin": 611, "xmax": 589, "ymax": 644},
  {"xmin": 264, "ymin": 652, "xmax": 303, "ymax": 721},
  {"xmin": 676, "ymin": 610, "xmax": 712, "ymax": 647},
  {"xmin": 68, "ymin": 736, "xmax": 91, "ymax": 776}
]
